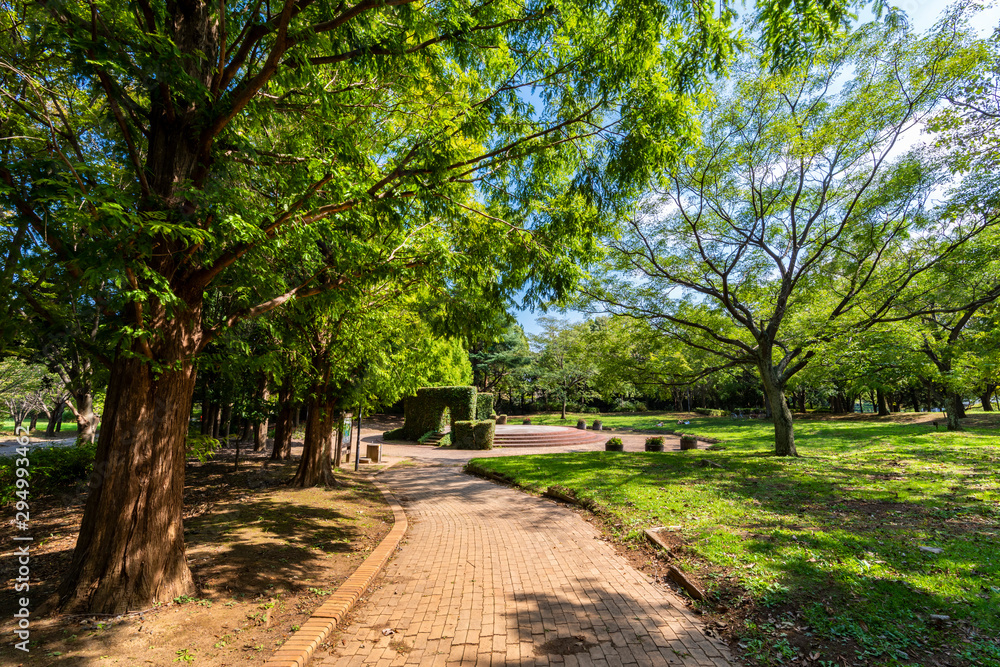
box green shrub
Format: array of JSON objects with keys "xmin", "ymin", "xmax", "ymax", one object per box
[
  {"xmin": 693, "ymin": 408, "xmax": 726, "ymax": 416},
  {"xmin": 475, "ymin": 393, "xmax": 494, "ymax": 420},
  {"xmin": 0, "ymin": 443, "xmax": 98, "ymax": 505},
  {"xmin": 496, "ymin": 414, "xmax": 508, "ymax": 424},
  {"xmin": 604, "ymin": 437, "xmax": 624, "ymax": 452},
  {"xmin": 383, "ymin": 427, "xmax": 407, "ymax": 441},
  {"xmin": 402, "ymin": 386, "xmax": 476, "ymax": 439},
  {"xmin": 416, "ymin": 431, "xmax": 437, "ymax": 444},
  {"xmin": 452, "ymin": 420, "xmax": 494, "ymax": 450},
  {"xmin": 582, "ymin": 406, "xmax": 600, "ymax": 414},
  {"xmin": 438, "ymin": 432, "xmax": 452, "ymax": 447},
  {"xmin": 613, "ymin": 400, "xmax": 646, "ymax": 412}
]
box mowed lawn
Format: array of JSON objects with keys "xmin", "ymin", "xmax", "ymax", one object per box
[{"xmin": 469, "ymin": 414, "xmax": 1000, "ymax": 667}]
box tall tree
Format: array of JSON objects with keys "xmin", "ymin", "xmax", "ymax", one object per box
[
  {"xmin": 589, "ymin": 18, "xmax": 997, "ymax": 455},
  {"xmin": 1, "ymin": 0, "xmax": 871, "ymax": 614}
]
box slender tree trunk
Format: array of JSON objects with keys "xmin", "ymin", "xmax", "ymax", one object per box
[
  {"xmin": 220, "ymin": 403, "xmax": 232, "ymax": 443},
  {"xmin": 46, "ymin": 399, "xmax": 66, "ymax": 437},
  {"xmin": 271, "ymin": 375, "xmax": 294, "ymax": 461},
  {"xmin": 560, "ymin": 395, "xmax": 566, "ymax": 420},
  {"xmin": 53, "ymin": 316, "xmax": 200, "ymax": 613},
  {"xmin": 955, "ymin": 393, "xmax": 967, "ymax": 418},
  {"xmin": 29, "ymin": 413, "xmax": 37, "ymax": 431},
  {"xmin": 876, "ymin": 389, "xmax": 891, "ymax": 416},
  {"xmin": 333, "ymin": 416, "xmax": 345, "ymax": 469},
  {"xmin": 210, "ymin": 403, "xmax": 221, "ymax": 438},
  {"xmin": 291, "ymin": 393, "xmax": 337, "ymax": 487},
  {"xmin": 200, "ymin": 382, "xmax": 210, "ymax": 435}
]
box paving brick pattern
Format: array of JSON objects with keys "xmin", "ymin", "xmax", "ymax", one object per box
[{"xmin": 317, "ymin": 461, "xmax": 734, "ymax": 667}]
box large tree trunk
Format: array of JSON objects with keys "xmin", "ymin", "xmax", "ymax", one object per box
[
  {"xmin": 291, "ymin": 393, "xmax": 337, "ymax": 487},
  {"xmin": 982, "ymin": 384, "xmax": 997, "ymax": 412},
  {"xmin": 54, "ymin": 319, "xmax": 200, "ymax": 613},
  {"xmin": 72, "ymin": 391, "xmax": 99, "ymax": 443},
  {"xmin": 760, "ymin": 365, "xmax": 797, "ymax": 457},
  {"xmin": 271, "ymin": 375, "xmax": 294, "ymax": 461},
  {"xmin": 876, "ymin": 389, "xmax": 891, "ymax": 416}
]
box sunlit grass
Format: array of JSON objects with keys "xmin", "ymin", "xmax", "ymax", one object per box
[{"xmin": 469, "ymin": 417, "xmax": 1000, "ymax": 665}]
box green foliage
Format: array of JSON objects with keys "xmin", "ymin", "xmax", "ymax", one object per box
[
  {"xmin": 693, "ymin": 408, "xmax": 726, "ymax": 416},
  {"xmin": 185, "ymin": 434, "xmax": 221, "ymax": 462},
  {"xmin": 0, "ymin": 443, "xmax": 97, "ymax": 505},
  {"xmin": 475, "ymin": 393, "xmax": 495, "ymax": 421},
  {"xmin": 472, "ymin": 415, "xmax": 1000, "ymax": 664},
  {"xmin": 401, "ymin": 386, "xmax": 477, "ymax": 439},
  {"xmin": 604, "ymin": 437, "xmax": 624, "ymax": 451},
  {"xmin": 644, "ymin": 436, "xmax": 665, "ymax": 450},
  {"xmin": 452, "ymin": 420, "xmax": 495, "ymax": 450},
  {"xmin": 383, "ymin": 428, "xmax": 407, "ymax": 441}
]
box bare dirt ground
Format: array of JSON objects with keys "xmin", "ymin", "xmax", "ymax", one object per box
[{"xmin": 0, "ymin": 435, "xmax": 393, "ymax": 667}]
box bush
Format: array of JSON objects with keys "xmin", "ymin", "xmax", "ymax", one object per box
[
  {"xmin": 644, "ymin": 436, "xmax": 665, "ymax": 452},
  {"xmin": 496, "ymin": 414, "xmax": 508, "ymax": 425},
  {"xmin": 591, "ymin": 419, "xmax": 603, "ymax": 431},
  {"xmin": 613, "ymin": 400, "xmax": 646, "ymax": 412},
  {"xmin": 402, "ymin": 386, "xmax": 477, "ymax": 439},
  {"xmin": 0, "ymin": 442, "xmax": 98, "ymax": 505},
  {"xmin": 522, "ymin": 417, "xmax": 532, "ymax": 425},
  {"xmin": 576, "ymin": 419, "xmax": 587, "ymax": 430},
  {"xmin": 452, "ymin": 420, "xmax": 494, "ymax": 450},
  {"xmin": 475, "ymin": 393, "xmax": 494, "ymax": 420},
  {"xmin": 693, "ymin": 408, "xmax": 726, "ymax": 416},
  {"xmin": 383, "ymin": 427, "xmax": 407, "ymax": 441},
  {"xmin": 582, "ymin": 406, "xmax": 600, "ymax": 414},
  {"xmin": 604, "ymin": 437, "xmax": 624, "ymax": 452}
]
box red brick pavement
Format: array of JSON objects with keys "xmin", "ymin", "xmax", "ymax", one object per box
[{"xmin": 316, "ymin": 453, "xmax": 734, "ymax": 667}]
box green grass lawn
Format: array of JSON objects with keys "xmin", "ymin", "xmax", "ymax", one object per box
[
  {"xmin": 469, "ymin": 415, "xmax": 1000, "ymax": 667},
  {"xmin": 0, "ymin": 417, "xmax": 77, "ymax": 437}
]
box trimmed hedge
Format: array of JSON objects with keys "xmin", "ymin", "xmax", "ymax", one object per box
[
  {"xmin": 475, "ymin": 393, "xmax": 494, "ymax": 420},
  {"xmin": 452, "ymin": 420, "xmax": 495, "ymax": 450},
  {"xmin": 382, "ymin": 427, "xmax": 407, "ymax": 441},
  {"xmin": 402, "ymin": 386, "xmax": 477, "ymax": 439},
  {"xmin": 693, "ymin": 408, "xmax": 726, "ymax": 416}
]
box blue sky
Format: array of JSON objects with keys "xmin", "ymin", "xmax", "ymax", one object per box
[{"xmin": 513, "ymin": 0, "xmax": 1000, "ymax": 336}]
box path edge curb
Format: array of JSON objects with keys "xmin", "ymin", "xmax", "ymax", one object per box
[{"xmin": 263, "ymin": 476, "xmax": 407, "ymax": 667}]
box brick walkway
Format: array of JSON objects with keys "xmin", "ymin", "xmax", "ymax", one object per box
[{"xmin": 317, "ymin": 447, "xmax": 734, "ymax": 667}]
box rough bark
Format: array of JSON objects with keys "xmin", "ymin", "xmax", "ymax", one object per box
[
  {"xmin": 876, "ymin": 389, "xmax": 891, "ymax": 416},
  {"xmin": 54, "ymin": 310, "xmax": 200, "ymax": 613},
  {"xmin": 72, "ymin": 391, "xmax": 99, "ymax": 443},
  {"xmin": 291, "ymin": 393, "xmax": 337, "ymax": 487}
]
